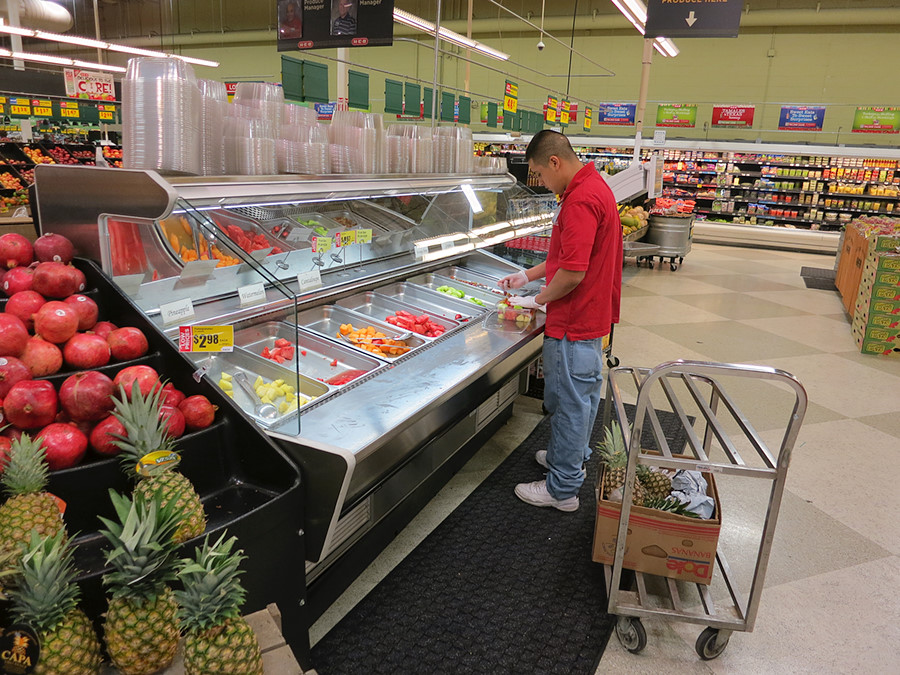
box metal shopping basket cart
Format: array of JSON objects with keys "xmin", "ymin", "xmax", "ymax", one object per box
[{"xmin": 599, "ymin": 360, "xmax": 807, "ymax": 659}]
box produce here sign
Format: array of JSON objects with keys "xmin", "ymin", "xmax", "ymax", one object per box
[
  {"xmin": 597, "ymin": 103, "xmax": 636, "ymax": 126},
  {"xmin": 778, "ymin": 105, "xmax": 825, "ymax": 131},
  {"xmin": 852, "ymin": 107, "xmax": 900, "ymax": 134},
  {"xmin": 711, "ymin": 105, "xmax": 755, "ymax": 127},
  {"xmin": 656, "ymin": 103, "xmax": 697, "ymax": 128},
  {"xmin": 545, "ymin": 95, "xmax": 558, "ymax": 123}
]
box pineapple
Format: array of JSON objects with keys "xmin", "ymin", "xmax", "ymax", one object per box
[
  {"xmin": 597, "ymin": 420, "xmax": 645, "ymax": 506},
  {"xmin": 7, "ymin": 530, "xmax": 102, "ymax": 675},
  {"xmin": 112, "ymin": 381, "xmax": 207, "ymax": 544},
  {"xmin": 98, "ymin": 490, "xmax": 183, "ymax": 675},
  {"xmin": 642, "ymin": 495, "xmax": 700, "ymax": 518},
  {"xmin": 175, "ymin": 533, "xmax": 263, "ymax": 675},
  {"xmin": 0, "ymin": 434, "xmax": 66, "ymax": 564},
  {"xmin": 636, "ymin": 464, "xmax": 673, "ymax": 500}
]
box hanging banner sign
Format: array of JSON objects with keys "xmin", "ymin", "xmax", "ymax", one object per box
[
  {"xmin": 503, "ymin": 80, "xmax": 518, "ymax": 114},
  {"xmin": 583, "ymin": 106, "xmax": 593, "ymax": 132},
  {"xmin": 711, "ymin": 104, "xmax": 755, "ymax": 127},
  {"xmin": 852, "ymin": 107, "xmax": 900, "ymax": 134},
  {"xmin": 568, "ymin": 103, "xmax": 578, "ymax": 124},
  {"xmin": 560, "ymin": 100, "xmax": 571, "ymax": 126},
  {"xmin": 778, "ymin": 105, "xmax": 825, "ymax": 131},
  {"xmin": 545, "ymin": 95, "xmax": 559, "ymax": 123},
  {"xmin": 63, "ymin": 68, "xmax": 116, "ymax": 101},
  {"xmin": 645, "ymin": 0, "xmax": 744, "ymax": 39},
  {"xmin": 278, "ymin": 0, "xmax": 395, "ymax": 52},
  {"xmin": 597, "ymin": 103, "xmax": 636, "ymax": 126},
  {"xmin": 656, "ymin": 103, "xmax": 697, "ymax": 128}
]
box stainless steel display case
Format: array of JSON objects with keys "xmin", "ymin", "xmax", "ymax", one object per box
[{"xmin": 33, "ymin": 165, "xmax": 553, "ymax": 620}]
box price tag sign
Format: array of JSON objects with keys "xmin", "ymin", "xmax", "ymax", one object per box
[
  {"xmin": 312, "ymin": 235, "xmax": 332, "ymax": 254},
  {"xmin": 33, "ymin": 106, "xmax": 52, "ymax": 117},
  {"xmin": 178, "ymin": 325, "xmax": 234, "ymax": 352},
  {"xmin": 503, "ymin": 80, "xmax": 518, "ymax": 114},
  {"xmin": 340, "ymin": 230, "xmax": 356, "ymax": 247},
  {"xmin": 160, "ymin": 298, "xmax": 195, "ymax": 325},
  {"xmin": 356, "ymin": 229, "xmax": 373, "ymax": 244},
  {"xmin": 297, "ymin": 269, "xmax": 323, "ymax": 291},
  {"xmin": 238, "ymin": 282, "xmax": 266, "ymax": 307}
]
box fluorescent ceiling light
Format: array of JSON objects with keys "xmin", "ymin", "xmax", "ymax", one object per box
[
  {"xmin": 12, "ymin": 51, "xmax": 72, "ymax": 65},
  {"xmin": 0, "ymin": 51, "xmax": 127, "ymax": 73},
  {"xmin": 609, "ymin": 0, "xmax": 679, "ymax": 57},
  {"xmin": 461, "ymin": 184, "xmax": 484, "ymax": 214},
  {"xmin": 35, "ymin": 30, "xmax": 106, "ymax": 49},
  {"xmin": 393, "ymin": 8, "xmax": 509, "ymax": 61},
  {"xmin": 73, "ymin": 59, "xmax": 126, "ymax": 73}
]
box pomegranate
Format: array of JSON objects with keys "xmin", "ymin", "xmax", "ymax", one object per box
[
  {"xmin": 0, "ymin": 233, "xmax": 34, "ymax": 269},
  {"xmin": 5, "ymin": 290, "xmax": 46, "ymax": 331},
  {"xmin": 4, "ymin": 380, "xmax": 58, "ymax": 429},
  {"xmin": 0, "ymin": 356, "xmax": 32, "ymax": 398},
  {"xmin": 113, "ymin": 365, "xmax": 160, "ymax": 400},
  {"xmin": 107, "ymin": 327, "xmax": 149, "ymax": 361},
  {"xmin": 2, "ymin": 266, "xmax": 35, "ymax": 296},
  {"xmin": 36, "ymin": 423, "xmax": 88, "ymax": 470},
  {"xmin": 90, "ymin": 415, "xmax": 127, "ymax": 456},
  {"xmin": 20, "ymin": 337, "xmax": 63, "ymax": 376},
  {"xmin": 0, "ymin": 314, "xmax": 29, "ymax": 356},
  {"xmin": 160, "ymin": 383, "xmax": 186, "ymax": 408},
  {"xmin": 2, "ymin": 427, "xmax": 24, "ymax": 443},
  {"xmin": 91, "ymin": 321, "xmax": 118, "ymax": 340},
  {"xmin": 31, "ymin": 262, "xmax": 84, "ymax": 299},
  {"xmin": 63, "ymin": 333, "xmax": 111, "ymax": 369},
  {"xmin": 33, "ymin": 233, "xmax": 75, "ymax": 264},
  {"xmin": 59, "ymin": 371, "xmax": 115, "ymax": 422},
  {"xmin": 159, "ymin": 405, "xmax": 185, "ymax": 438},
  {"xmin": 63, "ymin": 294, "xmax": 98, "ymax": 331},
  {"xmin": 0, "ymin": 436, "xmax": 10, "ymax": 475},
  {"xmin": 179, "ymin": 395, "xmax": 217, "ymax": 431},
  {"xmin": 34, "ymin": 301, "xmax": 79, "ymax": 344}
]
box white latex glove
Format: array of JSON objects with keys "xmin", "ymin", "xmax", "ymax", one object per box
[
  {"xmin": 498, "ymin": 270, "xmax": 529, "ymax": 291},
  {"xmin": 508, "ymin": 295, "xmax": 546, "ymax": 312}
]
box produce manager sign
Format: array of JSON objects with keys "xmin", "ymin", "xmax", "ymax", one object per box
[
  {"xmin": 646, "ymin": 0, "xmax": 744, "ymax": 39},
  {"xmin": 278, "ymin": 0, "xmax": 394, "ymax": 52}
]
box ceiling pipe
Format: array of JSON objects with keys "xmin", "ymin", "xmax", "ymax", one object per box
[{"xmin": 0, "ymin": 0, "xmax": 73, "ymax": 32}]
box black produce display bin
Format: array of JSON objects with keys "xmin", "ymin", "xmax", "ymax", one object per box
[{"xmin": 0, "ymin": 259, "xmax": 309, "ymax": 665}]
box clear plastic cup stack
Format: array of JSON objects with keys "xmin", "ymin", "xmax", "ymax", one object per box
[
  {"xmin": 328, "ymin": 110, "xmax": 378, "ymax": 174},
  {"xmin": 232, "ymin": 82, "xmax": 284, "ymax": 130},
  {"xmin": 284, "ymin": 103, "xmax": 318, "ymax": 127},
  {"xmin": 123, "ymin": 57, "xmax": 201, "ymax": 174},
  {"xmin": 277, "ymin": 124, "xmax": 329, "ymax": 174},
  {"xmin": 224, "ymin": 112, "xmax": 277, "ymax": 175},
  {"xmin": 198, "ymin": 79, "xmax": 227, "ymax": 175}
]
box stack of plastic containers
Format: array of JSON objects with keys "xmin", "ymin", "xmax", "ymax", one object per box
[
  {"xmin": 284, "ymin": 103, "xmax": 317, "ymax": 127},
  {"xmin": 123, "ymin": 58, "xmax": 201, "ymax": 174},
  {"xmin": 329, "ymin": 111, "xmax": 379, "ymax": 174},
  {"xmin": 198, "ymin": 79, "xmax": 227, "ymax": 175},
  {"xmin": 386, "ymin": 125, "xmax": 412, "ymax": 174},
  {"xmin": 413, "ymin": 127, "xmax": 435, "ymax": 174},
  {"xmin": 233, "ymin": 82, "xmax": 284, "ymax": 129},
  {"xmin": 432, "ymin": 126, "xmax": 474, "ymax": 174},
  {"xmin": 277, "ymin": 124, "xmax": 329, "ymax": 174},
  {"xmin": 224, "ymin": 108, "xmax": 277, "ymax": 175}
]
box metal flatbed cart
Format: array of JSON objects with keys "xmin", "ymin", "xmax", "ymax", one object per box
[{"xmin": 600, "ymin": 360, "xmax": 807, "ymax": 659}]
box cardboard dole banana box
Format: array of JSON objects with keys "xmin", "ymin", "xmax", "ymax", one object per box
[{"xmin": 592, "ymin": 459, "xmax": 721, "ymax": 585}]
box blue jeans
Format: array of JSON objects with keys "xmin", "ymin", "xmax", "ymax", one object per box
[{"xmin": 542, "ymin": 335, "xmax": 606, "ymax": 500}]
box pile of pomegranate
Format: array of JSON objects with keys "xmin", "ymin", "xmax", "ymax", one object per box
[{"xmin": 0, "ymin": 232, "xmax": 218, "ymax": 472}]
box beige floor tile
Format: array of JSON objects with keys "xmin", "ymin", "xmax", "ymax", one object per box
[
  {"xmin": 831, "ymin": 348, "xmax": 900, "ymax": 378},
  {"xmin": 701, "ymin": 259, "xmax": 797, "ymax": 276},
  {"xmin": 646, "ymin": 321, "xmax": 819, "ymax": 363},
  {"xmin": 670, "ymin": 292, "xmax": 814, "ymax": 319},
  {"xmin": 759, "ymin": 271, "xmax": 817, "ymax": 290},
  {"xmin": 746, "ymin": 288, "xmax": 847, "ymax": 316},
  {"xmin": 619, "ymin": 295, "xmax": 728, "ymax": 325},
  {"xmin": 700, "ymin": 274, "xmax": 806, "ymax": 293},
  {"xmin": 605, "ymin": 325, "xmax": 711, "ymax": 367},
  {"xmin": 621, "ymin": 283, "xmax": 658, "ymax": 298},
  {"xmin": 627, "ymin": 275, "xmax": 735, "ymax": 296},
  {"xmin": 763, "ymin": 353, "xmax": 900, "ymax": 417},
  {"xmin": 738, "ymin": 315, "xmax": 859, "ymax": 353},
  {"xmin": 857, "ymin": 410, "xmax": 900, "ymax": 438},
  {"xmin": 598, "ymin": 620, "xmax": 715, "ymax": 674}
]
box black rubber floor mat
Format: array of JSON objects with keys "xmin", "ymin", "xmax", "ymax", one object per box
[
  {"xmin": 311, "ymin": 402, "xmax": 691, "ymax": 674},
  {"xmin": 800, "ymin": 266, "xmax": 837, "ymax": 290}
]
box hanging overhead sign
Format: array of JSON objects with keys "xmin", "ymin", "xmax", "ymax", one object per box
[
  {"xmin": 503, "ymin": 80, "xmax": 518, "ymax": 114},
  {"xmin": 278, "ymin": 0, "xmax": 395, "ymax": 52},
  {"xmin": 63, "ymin": 68, "xmax": 116, "ymax": 101},
  {"xmin": 645, "ymin": 0, "xmax": 744, "ymax": 39},
  {"xmin": 583, "ymin": 107, "xmax": 593, "ymax": 132},
  {"xmin": 597, "ymin": 103, "xmax": 636, "ymax": 126},
  {"xmin": 711, "ymin": 104, "xmax": 755, "ymax": 128},
  {"xmin": 778, "ymin": 105, "xmax": 825, "ymax": 131},
  {"xmin": 852, "ymin": 107, "xmax": 900, "ymax": 134},
  {"xmin": 560, "ymin": 100, "xmax": 570, "ymax": 126},
  {"xmin": 545, "ymin": 95, "xmax": 558, "ymax": 123},
  {"xmin": 656, "ymin": 103, "xmax": 697, "ymax": 128}
]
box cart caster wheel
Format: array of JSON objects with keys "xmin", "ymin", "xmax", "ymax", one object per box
[
  {"xmin": 607, "ymin": 356, "xmax": 620, "ymax": 368},
  {"xmin": 615, "ymin": 616, "xmax": 647, "ymax": 654},
  {"xmin": 695, "ymin": 627, "xmax": 730, "ymax": 660},
  {"xmin": 670, "ymin": 262, "xmax": 678, "ymax": 271}
]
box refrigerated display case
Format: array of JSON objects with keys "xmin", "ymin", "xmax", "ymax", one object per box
[{"xmin": 33, "ymin": 164, "xmax": 553, "ymax": 621}]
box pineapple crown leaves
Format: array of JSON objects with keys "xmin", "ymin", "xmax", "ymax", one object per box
[
  {"xmin": 597, "ymin": 420, "xmax": 630, "ymax": 469},
  {"xmin": 112, "ymin": 379, "xmax": 179, "ymax": 478},
  {"xmin": 8, "ymin": 529, "xmax": 82, "ymax": 633},
  {"xmin": 98, "ymin": 490, "xmax": 182, "ymax": 602},
  {"xmin": 175, "ymin": 532, "xmax": 248, "ymax": 633},
  {"xmin": 642, "ymin": 495, "xmax": 700, "ymax": 518},
  {"xmin": 1, "ymin": 433, "xmax": 50, "ymax": 498}
]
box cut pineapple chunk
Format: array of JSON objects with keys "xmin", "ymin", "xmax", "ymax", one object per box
[
  {"xmin": 254, "ymin": 375, "xmax": 264, "ymax": 389},
  {"xmin": 220, "ymin": 372, "xmax": 233, "ymax": 381}
]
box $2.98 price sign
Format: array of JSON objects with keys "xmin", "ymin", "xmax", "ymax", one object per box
[{"xmin": 178, "ymin": 325, "xmax": 234, "ymax": 353}]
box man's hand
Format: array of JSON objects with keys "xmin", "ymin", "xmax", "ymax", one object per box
[
  {"xmin": 498, "ymin": 270, "xmax": 529, "ymax": 291},
  {"xmin": 508, "ymin": 295, "xmax": 546, "ymax": 312}
]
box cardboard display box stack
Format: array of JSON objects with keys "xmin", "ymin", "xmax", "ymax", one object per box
[{"xmin": 848, "ymin": 218, "xmax": 900, "ymax": 357}]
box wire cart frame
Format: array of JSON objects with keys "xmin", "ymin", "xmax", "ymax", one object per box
[{"xmin": 600, "ymin": 360, "xmax": 808, "ymax": 659}]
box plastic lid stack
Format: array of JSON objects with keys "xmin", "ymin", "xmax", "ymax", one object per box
[
  {"xmin": 122, "ymin": 58, "xmax": 201, "ymax": 175},
  {"xmin": 198, "ymin": 79, "xmax": 227, "ymax": 176},
  {"xmin": 277, "ymin": 123, "xmax": 329, "ymax": 175}
]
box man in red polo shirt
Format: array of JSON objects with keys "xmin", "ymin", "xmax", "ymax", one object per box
[{"xmin": 500, "ymin": 130, "xmax": 622, "ymax": 512}]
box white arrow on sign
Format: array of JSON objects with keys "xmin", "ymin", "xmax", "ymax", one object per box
[{"xmin": 686, "ymin": 11, "xmax": 698, "ymax": 27}]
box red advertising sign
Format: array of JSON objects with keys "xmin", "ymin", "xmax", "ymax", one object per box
[{"xmin": 711, "ymin": 105, "xmax": 755, "ymax": 128}]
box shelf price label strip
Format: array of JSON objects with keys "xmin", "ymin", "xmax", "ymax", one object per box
[{"xmin": 178, "ymin": 325, "xmax": 234, "ymax": 352}]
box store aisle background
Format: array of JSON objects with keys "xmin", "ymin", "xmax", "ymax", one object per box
[{"xmin": 310, "ymin": 243, "xmax": 900, "ymax": 674}]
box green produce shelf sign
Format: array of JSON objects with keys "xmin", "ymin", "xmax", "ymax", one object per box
[
  {"xmin": 656, "ymin": 103, "xmax": 697, "ymax": 128},
  {"xmin": 852, "ymin": 107, "xmax": 900, "ymax": 134}
]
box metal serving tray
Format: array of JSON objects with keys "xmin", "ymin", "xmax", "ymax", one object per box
[
  {"xmin": 406, "ymin": 273, "xmax": 503, "ymax": 309},
  {"xmin": 203, "ymin": 349, "xmax": 329, "ymax": 427},
  {"xmin": 293, "ymin": 305, "xmax": 428, "ymax": 360},
  {"xmin": 335, "ymin": 292, "xmax": 460, "ymax": 337},
  {"xmin": 373, "ymin": 282, "xmax": 481, "ymax": 322},
  {"xmin": 319, "ymin": 209, "xmax": 383, "ymax": 233},
  {"xmin": 234, "ymin": 322, "xmax": 383, "ymax": 386},
  {"xmin": 435, "ymin": 265, "xmax": 507, "ymax": 296},
  {"xmin": 460, "ymin": 253, "xmax": 525, "ymax": 279}
]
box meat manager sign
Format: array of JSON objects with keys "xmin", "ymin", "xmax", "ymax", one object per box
[{"xmin": 64, "ymin": 68, "xmax": 116, "ymax": 101}]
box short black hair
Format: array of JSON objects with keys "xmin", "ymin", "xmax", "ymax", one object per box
[{"xmin": 524, "ymin": 130, "xmax": 578, "ymax": 165}]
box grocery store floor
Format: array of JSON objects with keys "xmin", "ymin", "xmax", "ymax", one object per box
[{"xmin": 310, "ymin": 242, "xmax": 900, "ymax": 674}]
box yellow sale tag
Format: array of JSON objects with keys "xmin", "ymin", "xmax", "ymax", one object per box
[
  {"xmin": 356, "ymin": 229, "xmax": 373, "ymax": 244},
  {"xmin": 340, "ymin": 230, "xmax": 357, "ymax": 247},
  {"xmin": 99, "ymin": 111, "xmax": 114, "ymax": 120},
  {"xmin": 504, "ymin": 95, "xmax": 518, "ymax": 114},
  {"xmin": 61, "ymin": 109, "xmax": 79, "ymax": 118},
  {"xmin": 33, "ymin": 106, "xmax": 52, "ymax": 116},
  {"xmin": 136, "ymin": 450, "xmax": 181, "ymax": 477},
  {"xmin": 10, "ymin": 105, "xmax": 30, "ymax": 115},
  {"xmin": 178, "ymin": 325, "xmax": 234, "ymax": 352},
  {"xmin": 312, "ymin": 235, "xmax": 332, "ymax": 253}
]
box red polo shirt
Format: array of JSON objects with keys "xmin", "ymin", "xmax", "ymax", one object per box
[{"xmin": 544, "ymin": 163, "xmax": 622, "ymax": 341}]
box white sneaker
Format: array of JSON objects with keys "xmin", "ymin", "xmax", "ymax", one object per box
[
  {"xmin": 535, "ymin": 450, "xmax": 548, "ymax": 469},
  {"xmin": 514, "ymin": 480, "xmax": 579, "ymax": 512}
]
